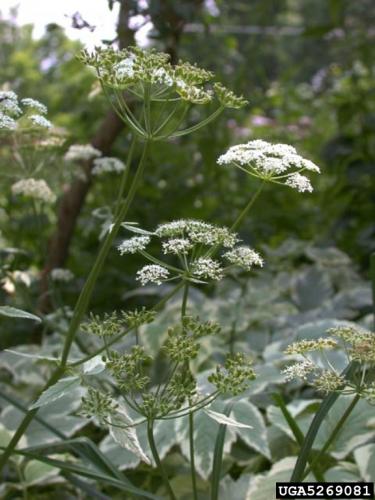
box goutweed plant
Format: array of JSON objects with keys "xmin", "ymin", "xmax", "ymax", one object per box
[{"xmin": 2, "ymin": 46, "xmax": 371, "ymax": 498}]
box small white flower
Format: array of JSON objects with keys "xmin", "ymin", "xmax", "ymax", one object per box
[
  {"xmin": 191, "ymin": 257, "xmax": 224, "ymax": 281},
  {"xmin": 29, "ymin": 114, "xmax": 52, "ymax": 128},
  {"xmin": 282, "ymin": 360, "xmax": 316, "ymax": 382},
  {"xmin": 285, "ymin": 173, "xmax": 313, "ymax": 193},
  {"xmin": 162, "ymin": 238, "xmax": 193, "ymax": 255},
  {"xmin": 155, "ymin": 220, "xmax": 189, "ymax": 237},
  {"xmin": 136, "ymin": 264, "xmax": 169, "ymax": 286},
  {"xmin": 224, "ymin": 246, "xmax": 263, "ymax": 270},
  {"xmin": 0, "ymin": 113, "xmax": 17, "ymax": 130},
  {"xmin": 118, "ymin": 236, "xmax": 150, "ymax": 255},
  {"xmin": 21, "ymin": 98, "xmax": 48, "ymax": 114},
  {"xmin": 11, "ymin": 178, "xmax": 56, "ymax": 203},
  {"xmin": 114, "ymin": 56, "xmax": 136, "ymax": 80},
  {"xmin": 51, "ymin": 268, "xmax": 74, "ymax": 282},
  {"xmin": 92, "ymin": 157, "xmax": 126, "ymax": 176},
  {"xmin": 152, "ymin": 67, "xmax": 173, "ymax": 86},
  {"xmin": 64, "ymin": 144, "xmax": 102, "ymax": 162}
]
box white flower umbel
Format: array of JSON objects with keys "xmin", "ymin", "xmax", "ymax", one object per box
[
  {"xmin": 0, "ymin": 113, "xmax": 17, "ymax": 130},
  {"xmin": 191, "ymin": 257, "xmax": 224, "ymax": 281},
  {"xmin": 11, "ymin": 178, "xmax": 56, "ymax": 203},
  {"xmin": 224, "ymin": 246, "xmax": 263, "ymax": 270},
  {"xmin": 136, "ymin": 264, "xmax": 169, "ymax": 286},
  {"xmin": 162, "ymin": 238, "xmax": 193, "ymax": 255},
  {"xmin": 28, "ymin": 114, "xmax": 52, "ymax": 129},
  {"xmin": 217, "ymin": 140, "xmax": 320, "ymax": 192},
  {"xmin": 92, "ymin": 157, "xmax": 126, "ymax": 176},
  {"xmin": 21, "ymin": 98, "xmax": 48, "ymax": 115},
  {"xmin": 64, "ymin": 144, "xmax": 102, "ymax": 162},
  {"xmin": 51, "ymin": 268, "xmax": 74, "ymax": 282},
  {"xmin": 118, "ymin": 236, "xmax": 151, "ymax": 255}
]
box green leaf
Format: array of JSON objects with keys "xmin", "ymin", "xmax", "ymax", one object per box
[
  {"xmin": 23, "ymin": 459, "xmax": 60, "ymax": 486},
  {"xmin": 109, "ymin": 409, "xmax": 151, "ymax": 465},
  {"xmin": 0, "ymin": 306, "xmax": 41, "ymax": 322},
  {"xmin": 29, "ymin": 376, "xmax": 80, "ymax": 410},
  {"xmin": 231, "ymin": 400, "xmax": 271, "ymax": 459},
  {"xmin": 354, "ymin": 444, "xmax": 375, "ymax": 481},
  {"xmin": 177, "ymin": 404, "xmax": 236, "ymax": 480},
  {"xmin": 204, "ymin": 408, "xmax": 253, "ymax": 428}
]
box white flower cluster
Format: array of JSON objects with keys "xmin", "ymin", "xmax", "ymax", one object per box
[
  {"xmin": 64, "ymin": 144, "xmax": 102, "ymax": 162},
  {"xmin": 28, "ymin": 114, "xmax": 52, "ymax": 129},
  {"xmin": 191, "ymin": 257, "xmax": 224, "ymax": 281},
  {"xmin": 162, "ymin": 238, "xmax": 193, "ymax": 255},
  {"xmin": 136, "ymin": 264, "xmax": 169, "ymax": 286},
  {"xmin": 0, "ymin": 113, "xmax": 17, "ymax": 130},
  {"xmin": 0, "ymin": 91, "xmax": 52, "ymax": 131},
  {"xmin": 92, "ymin": 157, "xmax": 125, "ymax": 176},
  {"xmin": 282, "ymin": 360, "xmax": 315, "ymax": 382},
  {"xmin": 156, "ymin": 219, "xmax": 238, "ymax": 248},
  {"xmin": 21, "ymin": 98, "xmax": 48, "ymax": 115},
  {"xmin": 217, "ymin": 140, "xmax": 320, "ymax": 192},
  {"xmin": 224, "ymin": 246, "xmax": 264, "ymax": 270},
  {"xmin": 11, "ymin": 178, "xmax": 56, "ymax": 203},
  {"xmin": 51, "ymin": 268, "xmax": 74, "ymax": 282},
  {"xmin": 118, "ymin": 236, "xmax": 150, "ymax": 255}
]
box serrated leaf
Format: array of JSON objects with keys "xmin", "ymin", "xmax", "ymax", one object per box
[
  {"xmin": 109, "ymin": 409, "xmax": 151, "ymax": 465},
  {"xmin": 29, "ymin": 377, "xmax": 80, "ymax": 410},
  {"xmin": 0, "ymin": 306, "xmax": 41, "ymax": 322},
  {"xmin": 204, "ymin": 408, "xmax": 253, "ymax": 428},
  {"xmin": 230, "ymin": 400, "xmax": 271, "ymax": 459}
]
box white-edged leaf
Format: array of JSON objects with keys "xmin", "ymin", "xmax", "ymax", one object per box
[
  {"xmin": 109, "ymin": 409, "xmax": 151, "ymax": 465},
  {"xmin": 354, "ymin": 444, "xmax": 375, "ymax": 481},
  {"xmin": 204, "ymin": 408, "xmax": 253, "ymax": 429},
  {"xmin": 4, "ymin": 349, "xmax": 59, "ymax": 362},
  {"xmin": 231, "ymin": 400, "xmax": 271, "ymax": 459},
  {"xmin": 82, "ymin": 355, "xmax": 106, "ymax": 375},
  {"xmin": 29, "ymin": 376, "xmax": 80, "ymax": 410},
  {"xmin": 121, "ymin": 222, "xmax": 155, "ymax": 236},
  {"xmin": 176, "ymin": 403, "xmax": 236, "ymax": 480},
  {"xmin": 23, "ymin": 459, "xmax": 61, "ymax": 486},
  {"xmin": 0, "ymin": 306, "xmax": 41, "ymax": 322}
]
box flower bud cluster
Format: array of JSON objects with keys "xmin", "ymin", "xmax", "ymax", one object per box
[
  {"xmin": 283, "ymin": 325, "xmax": 375, "ymax": 399},
  {"xmin": 81, "ymin": 387, "xmax": 118, "ymax": 424},
  {"xmin": 208, "ymin": 353, "xmax": 256, "ymax": 395}
]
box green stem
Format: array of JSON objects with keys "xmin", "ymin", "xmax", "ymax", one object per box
[
  {"xmin": 290, "ymin": 361, "xmax": 358, "ymax": 482},
  {"xmin": 303, "ymin": 394, "xmax": 360, "ymax": 480},
  {"xmin": 272, "ymin": 394, "xmax": 325, "ymax": 482},
  {"xmin": 210, "ymin": 401, "xmax": 233, "ymax": 500},
  {"xmin": 114, "ymin": 135, "xmax": 137, "ymax": 217},
  {"xmin": 230, "ymin": 181, "xmax": 265, "ymax": 232},
  {"xmin": 0, "ymin": 140, "xmax": 150, "ymax": 473},
  {"xmin": 189, "ymin": 410, "xmax": 198, "ymax": 500},
  {"xmin": 147, "ymin": 419, "xmax": 176, "ymax": 500},
  {"xmin": 370, "ymin": 252, "xmax": 375, "ymax": 330},
  {"xmin": 181, "ymin": 282, "xmax": 189, "ymax": 320}
]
